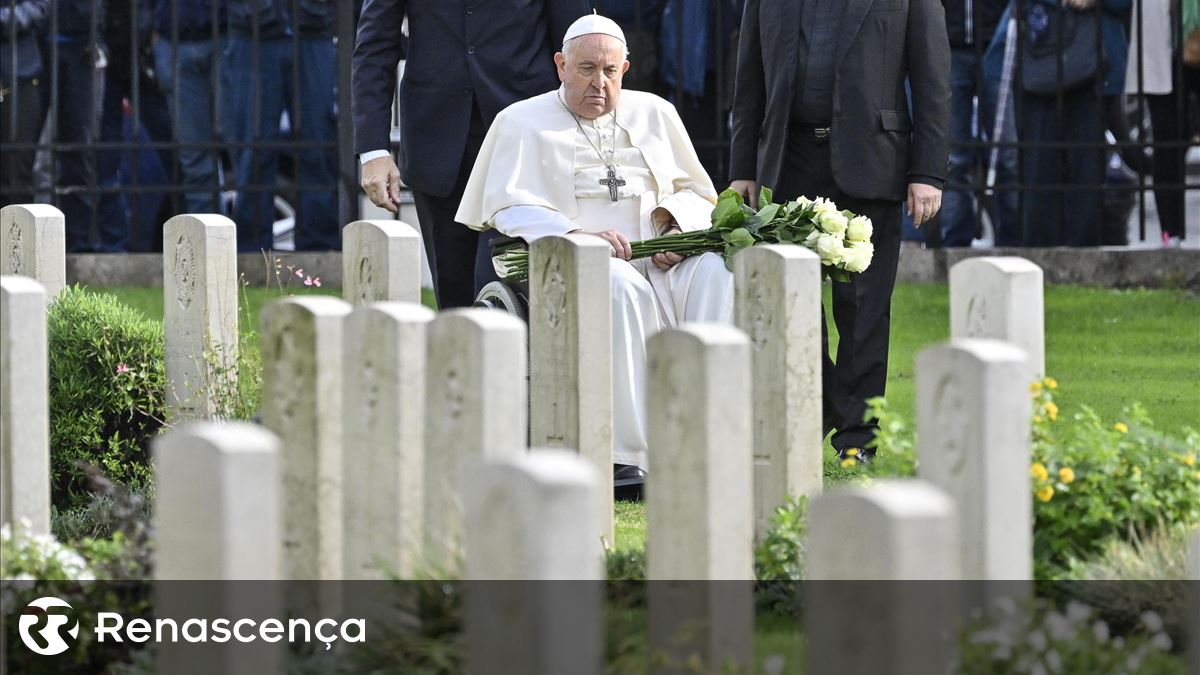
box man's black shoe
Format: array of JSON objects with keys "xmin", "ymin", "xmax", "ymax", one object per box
[{"xmin": 614, "ymin": 464, "xmax": 646, "ymax": 500}]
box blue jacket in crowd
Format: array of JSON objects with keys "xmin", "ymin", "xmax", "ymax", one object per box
[{"xmin": 984, "ymin": 0, "xmax": 1131, "ymax": 96}]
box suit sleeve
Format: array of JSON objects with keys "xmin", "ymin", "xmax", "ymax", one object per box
[
  {"xmin": 728, "ymin": 0, "xmax": 765, "ymax": 182},
  {"xmin": 352, "ymin": 0, "xmax": 407, "ymax": 157},
  {"xmin": 547, "ymin": 0, "xmax": 591, "ymax": 46},
  {"xmin": 905, "ymin": 0, "xmax": 952, "ymax": 185}
]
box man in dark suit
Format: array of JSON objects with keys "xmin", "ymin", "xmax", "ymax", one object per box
[
  {"xmin": 729, "ymin": 0, "xmax": 950, "ymax": 460},
  {"xmin": 353, "ymin": 0, "xmax": 589, "ymax": 309}
]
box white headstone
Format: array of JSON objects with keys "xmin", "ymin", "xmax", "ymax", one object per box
[
  {"xmin": 734, "ymin": 244, "xmax": 823, "ymax": 539},
  {"xmin": 342, "ymin": 220, "xmax": 422, "ymax": 305},
  {"xmin": 646, "ymin": 324, "xmax": 754, "ymax": 673},
  {"xmin": 153, "ymin": 422, "xmax": 282, "ymax": 674},
  {"xmin": 0, "ymin": 204, "xmax": 65, "ymax": 302},
  {"xmin": 950, "ymin": 257, "xmax": 1044, "ymax": 378},
  {"xmin": 163, "ymin": 214, "xmax": 239, "ymax": 421},
  {"xmin": 425, "ymin": 309, "xmax": 527, "ymax": 568},
  {"xmin": 807, "ymin": 480, "xmax": 961, "ymax": 675},
  {"xmin": 260, "ymin": 296, "xmax": 352, "ymax": 583},
  {"xmin": 917, "ymin": 339, "xmax": 1032, "ymax": 580},
  {"xmin": 0, "ymin": 276, "xmax": 50, "ymax": 533},
  {"xmin": 529, "ymin": 234, "xmax": 614, "ymax": 545},
  {"xmin": 463, "ymin": 450, "xmax": 602, "ymax": 675},
  {"xmin": 343, "ymin": 302, "xmax": 434, "ymax": 580}
]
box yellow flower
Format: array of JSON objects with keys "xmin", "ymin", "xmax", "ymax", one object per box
[
  {"xmin": 1114, "ymin": 422, "xmax": 1129, "ymax": 434},
  {"xmin": 1034, "ymin": 415, "xmax": 1043, "ymax": 424},
  {"xmin": 1195, "ymin": 471, "xmax": 1200, "ymax": 481},
  {"xmin": 1030, "ymin": 381, "xmax": 1043, "ymax": 395},
  {"xmin": 1184, "ymin": 452, "xmax": 1195, "ymax": 467},
  {"xmin": 1132, "ymin": 466, "xmax": 1141, "ymax": 477},
  {"xmin": 1058, "ymin": 467, "xmax": 1075, "ymax": 484},
  {"xmin": 1030, "ymin": 462, "xmax": 1049, "ymax": 482},
  {"xmin": 845, "ymin": 448, "xmax": 859, "ymax": 457},
  {"xmin": 841, "ymin": 458, "xmax": 858, "ymax": 469},
  {"xmin": 1045, "ymin": 402, "xmax": 1059, "ymax": 421},
  {"xmin": 1036, "ymin": 485, "xmax": 1055, "ymax": 502},
  {"xmin": 1044, "ymin": 377, "xmax": 1058, "ymax": 390}
]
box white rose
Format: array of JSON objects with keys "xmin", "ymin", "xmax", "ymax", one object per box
[
  {"xmin": 842, "ymin": 241, "xmax": 874, "ymax": 273},
  {"xmin": 794, "ymin": 196, "xmax": 812, "ymax": 210},
  {"xmin": 802, "ymin": 229, "xmax": 821, "ymax": 247},
  {"xmin": 815, "ymin": 233, "xmax": 846, "ymax": 265},
  {"xmin": 812, "ymin": 197, "xmax": 838, "ymax": 216},
  {"xmin": 818, "ymin": 211, "xmax": 849, "ymax": 237},
  {"xmin": 846, "ymin": 215, "xmax": 873, "ymax": 243}
]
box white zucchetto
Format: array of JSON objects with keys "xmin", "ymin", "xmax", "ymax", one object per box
[{"xmin": 562, "ymin": 12, "xmax": 626, "ymax": 47}]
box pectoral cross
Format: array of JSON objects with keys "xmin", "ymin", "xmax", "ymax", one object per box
[{"xmin": 599, "ymin": 165, "xmax": 626, "ymax": 202}]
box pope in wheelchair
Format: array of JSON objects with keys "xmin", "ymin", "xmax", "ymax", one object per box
[{"xmin": 456, "ymin": 15, "xmax": 734, "ymax": 491}]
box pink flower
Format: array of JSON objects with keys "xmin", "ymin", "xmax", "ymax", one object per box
[
  {"xmin": 295, "ymin": 269, "xmax": 304, "ymax": 277},
  {"xmin": 116, "ymin": 363, "xmax": 131, "ymax": 375},
  {"xmin": 313, "ymin": 277, "xmax": 321, "ymax": 287},
  {"xmin": 304, "ymin": 276, "xmax": 313, "ymax": 286}
]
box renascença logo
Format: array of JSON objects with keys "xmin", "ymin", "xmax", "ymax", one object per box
[{"xmin": 18, "ymin": 597, "xmax": 80, "ymax": 656}]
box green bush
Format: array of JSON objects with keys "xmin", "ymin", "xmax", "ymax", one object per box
[
  {"xmin": 1029, "ymin": 382, "xmax": 1200, "ymax": 578},
  {"xmin": 48, "ymin": 286, "xmax": 166, "ymax": 509},
  {"xmin": 2, "ymin": 520, "xmax": 152, "ymax": 674},
  {"xmin": 863, "ymin": 382, "xmax": 1200, "ymax": 579}
]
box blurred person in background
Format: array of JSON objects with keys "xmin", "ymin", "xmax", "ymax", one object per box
[
  {"xmin": 154, "ymin": 0, "xmax": 225, "ymax": 218},
  {"xmin": 56, "ymin": 0, "xmax": 113, "ymax": 251},
  {"xmin": 941, "ymin": 0, "xmax": 1022, "ymax": 247},
  {"xmin": 1127, "ymin": 0, "xmax": 1191, "ymax": 247},
  {"xmin": 996, "ymin": 0, "xmax": 1130, "ymax": 246},
  {"xmin": 0, "ymin": 0, "xmax": 50, "ymax": 207},
  {"xmin": 223, "ymin": 0, "xmax": 339, "ymax": 252},
  {"xmin": 96, "ymin": 0, "xmax": 175, "ymax": 252}
]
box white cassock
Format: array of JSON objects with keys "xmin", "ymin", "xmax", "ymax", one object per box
[{"xmin": 456, "ymin": 85, "xmax": 734, "ymax": 469}]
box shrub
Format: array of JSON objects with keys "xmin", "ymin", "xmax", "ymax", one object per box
[
  {"xmin": 1029, "ymin": 382, "xmax": 1200, "ymax": 578},
  {"xmin": 861, "ymin": 382, "xmax": 1200, "ymax": 579},
  {"xmin": 1, "ymin": 520, "xmax": 152, "ymax": 674},
  {"xmin": 48, "ymin": 287, "xmax": 166, "ymax": 509}
]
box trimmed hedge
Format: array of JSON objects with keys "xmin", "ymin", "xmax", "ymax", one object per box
[{"xmin": 48, "ymin": 287, "xmax": 166, "ymax": 509}]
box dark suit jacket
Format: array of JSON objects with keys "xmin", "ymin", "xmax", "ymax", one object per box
[
  {"xmin": 352, "ymin": 0, "xmax": 588, "ymax": 198},
  {"xmin": 729, "ymin": 0, "xmax": 951, "ymax": 202}
]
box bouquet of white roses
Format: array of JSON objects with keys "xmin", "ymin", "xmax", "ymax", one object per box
[{"xmin": 494, "ymin": 186, "xmax": 874, "ymax": 282}]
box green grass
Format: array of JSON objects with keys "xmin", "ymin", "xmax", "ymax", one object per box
[{"xmin": 91, "ymin": 283, "xmax": 1200, "ymax": 555}]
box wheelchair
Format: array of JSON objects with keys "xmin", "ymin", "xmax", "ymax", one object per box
[{"xmin": 472, "ymin": 234, "xmax": 530, "ymax": 319}]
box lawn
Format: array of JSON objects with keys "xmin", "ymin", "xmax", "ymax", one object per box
[{"xmin": 93, "ymin": 283, "xmax": 1200, "ymax": 552}]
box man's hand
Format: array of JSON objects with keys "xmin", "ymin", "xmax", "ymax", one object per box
[
  {"xmin": 581, "ymin": 229, "xmax": 633, "ymax": 260},
  {"xmin": 361, "ymin": 156, "xmax": 401, "ymax": 213},
  {"xmin": 906, "ymin": 183, "xmax": 943, "ymax": 228},
  {"xmin": 729, "ymin": 179, "xmax": 760, "ymax": 209},
  {"xmin": 652, "ymin": 224, "xmax": 684, "ymax": 271}
]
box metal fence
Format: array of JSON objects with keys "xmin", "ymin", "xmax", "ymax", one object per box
[{"xmin": 1, "ymin": 0, "xmax": 1196, "ymax": 252}]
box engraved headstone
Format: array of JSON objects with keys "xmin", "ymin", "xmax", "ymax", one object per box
[
  {"xmin": 529, "ymin": 234, "xmax": 614, "ymax": 544},
  {"xmin": 950, "ymin": 257, "xmax": 1044, "ymax": 378},
  {"xmin": 342, "ymin": 220, "xmax": 422, "ymax": 305},
  {"xmin": 0, "ymin": 276, "xmax": 50, "ymax": 533},
  {"xmin": 163, "ymin": 215, "xmax": 239, "ymax": 420},
  {"xmin": 0, "ymin": 204, "xmax": 65, "ymax": 302},
  {"xmin": 734, "ymin": 244, "xmax": 823, "ymax": 539}
]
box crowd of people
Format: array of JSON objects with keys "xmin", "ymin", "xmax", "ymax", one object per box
[
  {"xmin": 0, "ymin": 0, "xmax": 340, "ymax": 253},
  {"xmin": 1, "ymin": 0, "xmax": 1196, "ymax": 254}
]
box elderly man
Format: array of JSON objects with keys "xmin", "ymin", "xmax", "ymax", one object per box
[{"xmin": 456, "ymin": 14, "xmax": 732, "ymax": 488}]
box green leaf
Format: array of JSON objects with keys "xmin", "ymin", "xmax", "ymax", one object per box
[
  {"xmin": 758, "ymin": 185, "xmax": 774, "ymax": 207},
  {"xmin": 711, "ymin": 193, "xmax": 749, "ymax": 230}
]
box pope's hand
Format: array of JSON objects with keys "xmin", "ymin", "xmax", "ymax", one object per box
[
  {"xmin": 907, "ymin": 183, "xmax": 943, "ymax": 228},
  {"xmin": 361, "ymin": 156, "xmax": 401, "ymax": 213},
  {"xmin": 585, "ymin": 229, "xmax": 633, "ymax": 260},
  {"xmin": 652, "ymin": 224, "xmax": 684, "ymax": 270},
  {"xmin": 729, "ymin": 179, "xmax": 760, "ymax": 209}
]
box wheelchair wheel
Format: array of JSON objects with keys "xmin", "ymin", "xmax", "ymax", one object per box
[{"xmin": 473, "ymin": 281, "xmax": 528, "ymax": 321}]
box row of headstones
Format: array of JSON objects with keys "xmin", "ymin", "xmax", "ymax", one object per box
[
  {"xmin": 2, "ymin": 204, "xmax": 1198, "ymax": 671},
  {"xmin": 4, "ymin": 203, "xmax": 1042, "ymax": 569}
]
